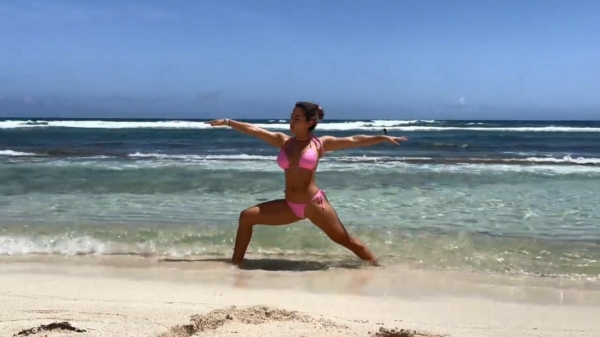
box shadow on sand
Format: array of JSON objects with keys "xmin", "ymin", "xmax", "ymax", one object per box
[{"xmin": 158, "ymin": 257, "xmax": 366, "ymax": 272}]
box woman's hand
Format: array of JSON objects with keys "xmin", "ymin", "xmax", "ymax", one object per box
[
  {"xmin": 384, "ymin": 136, "xmax": 408, "ymax": 146},
  {"xmin": 205, "ymin": 119, "xmax": 228, "ymax": 126}
]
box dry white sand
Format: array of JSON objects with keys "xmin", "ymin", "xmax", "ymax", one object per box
[{"xmin": 1, "ymin": 256, "xmax": 599, "ymax": 337}]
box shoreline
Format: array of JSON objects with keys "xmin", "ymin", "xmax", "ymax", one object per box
[
  {"xmin": 2, "ymin": 254, "xmax": 600, "ymax": 304},
  {"xmin": 1, "ymin": 255, "xmax": 599, "ymax": 336}
]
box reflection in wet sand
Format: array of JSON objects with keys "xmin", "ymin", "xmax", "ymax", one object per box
[{"xmin": 1, "ymin": 254, "xmax": 600, "ymax": 306}]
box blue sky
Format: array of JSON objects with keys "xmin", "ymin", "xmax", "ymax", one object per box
[{"xmin": 0, "ymin": 0, "xmax": 599, "ymax": 119}]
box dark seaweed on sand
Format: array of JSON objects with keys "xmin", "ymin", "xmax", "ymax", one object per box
[{"xmin": 13, "ymin": 321, "xmax": 86, "ymax": 336}]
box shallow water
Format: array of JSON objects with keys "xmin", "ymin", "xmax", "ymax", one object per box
[{"xmin": 1, "ymin": 118, "xmax": 599, "ymax": 279}]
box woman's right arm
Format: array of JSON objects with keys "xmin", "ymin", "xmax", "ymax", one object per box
[{"xmin": 205, "ymin": 119, "xmax": 289, "ymax": 148}]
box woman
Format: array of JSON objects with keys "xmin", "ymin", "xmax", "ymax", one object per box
[{"xmin": 206, "ymin": 101, "xmax": 408, "ymax": 266}]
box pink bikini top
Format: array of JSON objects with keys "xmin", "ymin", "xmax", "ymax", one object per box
[{"xmin": 277, "ymin": 135, "xmax": 324, "ymax": 172}]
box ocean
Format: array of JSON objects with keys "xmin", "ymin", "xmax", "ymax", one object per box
[{"xmin": 1, "ymin": 118, "xmax": 599, "ymax": 279}]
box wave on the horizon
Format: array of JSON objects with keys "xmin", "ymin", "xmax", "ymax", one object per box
[
  {"xmin": 2, "ymin": 119, "xmax": 600, "ymax": 132},
  {"xmin": 3, "ymin": 149, "xmax": 600, "ymax": 166}
]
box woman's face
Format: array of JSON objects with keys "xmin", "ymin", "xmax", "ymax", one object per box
[{"xmin": 289, "ymin": 107, "xmax": 313, "ymax": 134}]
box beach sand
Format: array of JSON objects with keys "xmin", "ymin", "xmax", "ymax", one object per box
[{"xmin": 1, "ymin": 255, "xmax": 599, "ymax": 337}]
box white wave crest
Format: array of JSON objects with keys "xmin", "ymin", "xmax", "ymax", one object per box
[
  {"xmin": 126, "ymin": 152, "xmax": 600, "ymax": 165},
  {"xmin": 56, "ymin": 160, "xmax": 600, "ymax": 175},
  {"xmin": 0, "ymin": 149, "xmax": 36, "ymax": 156},
  {"xmin": 0, "ymin": 235, "xmax": 110, "ymax": 255},
  {"xmin": 2, "ymin": 119, "xmax": 599, "ymax": 132},
  {"xmin": 9, "ymin": 154, "xmax": 600, "ymax": 175},
  {"xmin": 519, "ymin": 155, "xmax": 600, "ymax": 165},
  {"xmin": 128, "ymin": 152, "xmax": 273, "ymax": 161}
]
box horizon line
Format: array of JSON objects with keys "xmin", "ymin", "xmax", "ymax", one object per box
[{"xmin": 1, "ymin": 116, "xmax": 600, "ymax": 122}]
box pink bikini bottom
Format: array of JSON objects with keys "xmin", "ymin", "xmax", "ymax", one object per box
[{"xmin": 285, "ymin": 189, "xmax": 325, "ymax": 219}]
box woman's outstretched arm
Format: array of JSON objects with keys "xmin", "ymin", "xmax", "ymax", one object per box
[
  {"xmin": 320, "ymin": 135, "xmax": 408, "ymax": 152},
  {"xmin": 206, "ymin": 119, "xmax": 289, "ymax": 148}
]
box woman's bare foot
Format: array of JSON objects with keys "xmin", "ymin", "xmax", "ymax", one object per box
[
  {"xmin": 367, "ymin": 259, "xmax": 381, "ymax": 267},
  {"xmin": 229, "ymin": 258, "xmax": 243, "ymax": 268}
]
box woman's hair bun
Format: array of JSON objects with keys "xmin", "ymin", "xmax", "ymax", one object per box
[{"xmin": 317, "ymin": 106, "xmax": 325, "ymax": 120}]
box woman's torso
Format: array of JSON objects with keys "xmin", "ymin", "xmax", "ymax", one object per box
[{"xmin": 276, "ymin": 135, "xmax": 323, "ymax": 202}]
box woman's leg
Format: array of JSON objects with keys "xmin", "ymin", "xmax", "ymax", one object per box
[
  {"xmin": 232, "ymin": 199, "xmax": 301, "ymax": 265},
  {"xmin": 304, "ymin": 193, "xmax": 378, "ymax": 263}
]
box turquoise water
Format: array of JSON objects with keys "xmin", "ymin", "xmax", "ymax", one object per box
[{"xmin": 1, "ymin": 118, "xmax": 600, "ymax": 279}]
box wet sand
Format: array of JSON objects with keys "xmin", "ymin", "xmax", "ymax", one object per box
[{"xmin": 1, "ymin": 255, "xmax": 599, "ymax": 337}]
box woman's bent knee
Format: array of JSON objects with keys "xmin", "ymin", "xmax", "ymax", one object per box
[{"xmin": 238, "ymin": 208, "xmax": 257, "ymax": 226}]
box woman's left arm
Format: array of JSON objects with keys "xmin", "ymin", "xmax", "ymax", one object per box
[{"xmin": 320, "ymin": 135, "xmax": 408, "ymax": 152}]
